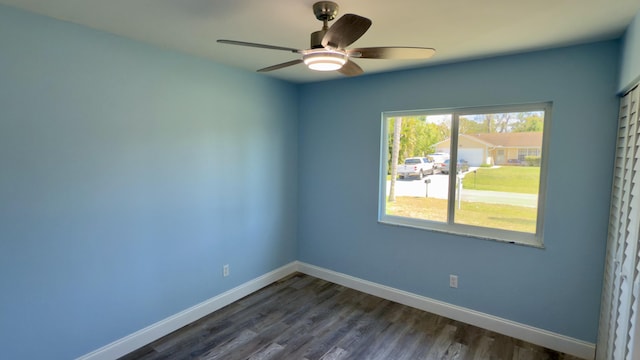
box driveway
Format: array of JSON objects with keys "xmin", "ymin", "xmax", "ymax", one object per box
[{"xmin": 386, "ymin": 171, "xmax": 537, "ymax": 208}]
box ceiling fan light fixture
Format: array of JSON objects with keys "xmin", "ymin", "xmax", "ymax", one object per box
[{"xmin": 302, "ymin": 49, "xmax": 347, "ymax": 71}]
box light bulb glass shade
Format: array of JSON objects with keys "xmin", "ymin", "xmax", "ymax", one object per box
[{"xmin": 302, "ymin": 50, "xmax": 347, "ymax": 71}]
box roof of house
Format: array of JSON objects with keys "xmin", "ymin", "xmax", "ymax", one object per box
[{"xmin": 465, "ymin": 132, "xmax": 542, "ymax": 147}]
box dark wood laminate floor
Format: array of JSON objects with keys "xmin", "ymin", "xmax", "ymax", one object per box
[{"xmin": 119, "ymin": 273, "xmax": 584, "ymax": 360}]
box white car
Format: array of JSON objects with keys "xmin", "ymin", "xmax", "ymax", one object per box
[{"xmin": 427, "ymin": 153, "xmax": 450, "ymax": 172}]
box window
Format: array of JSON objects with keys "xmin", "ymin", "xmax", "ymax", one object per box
[
  {"xmin": 378, "ymin": 103, "xmax": 551, "ymax": 247},
  {"xmin": 518, "ymin": 148, "xmax": 540, "ymax": 162}
]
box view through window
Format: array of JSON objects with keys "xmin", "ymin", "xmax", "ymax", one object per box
[{"xmin": 379, "ymin": 103, "xmax": 550, "ymax": 246}]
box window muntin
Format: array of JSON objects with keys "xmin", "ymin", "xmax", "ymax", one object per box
[{"xmin": 379, "ymin": 103, "xmax": 550, "ymax": 247}]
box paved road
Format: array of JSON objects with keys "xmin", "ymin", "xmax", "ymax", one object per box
[{"xmin": 386, "ymin": 172, "xmax": 537, "ymax": 208}]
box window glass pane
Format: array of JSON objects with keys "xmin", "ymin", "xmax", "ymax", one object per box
[
  {"xmin": 379, "ymin": 103, "xmax": 548, "ymax": 246},
  {"xmin": 385, "ymin": 115, "xmax": 451, "ymax": 223},
  {"xmin": 453, "ymin": 111, "xmax": 544, "ymax": 234}
]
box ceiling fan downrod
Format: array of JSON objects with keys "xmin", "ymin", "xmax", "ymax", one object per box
[{"xmin": 310, "ymin": 1, "xmax": 339, "ymax": 48}]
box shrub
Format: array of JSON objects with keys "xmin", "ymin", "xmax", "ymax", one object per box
[{"xmin": 525, "ymin": 156, "xmax": 541, "ymax": 167}]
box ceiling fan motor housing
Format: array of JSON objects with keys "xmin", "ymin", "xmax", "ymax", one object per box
[{"xmin": 310, "ymin": 30, "xmax": 326, "ymax": 48}]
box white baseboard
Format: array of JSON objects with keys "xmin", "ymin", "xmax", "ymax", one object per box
[
  {"xmin": 296, "ymin": 262, "xmax": 595, "ymax": 360},
  {"xmin": 76, "ymin": 262, "xmax": 299, "ymax": 360},
  {"xmin": 78, "ymin": 261, "xmax": 595, "ymax": 360}
]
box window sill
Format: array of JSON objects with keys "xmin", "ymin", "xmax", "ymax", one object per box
[{"xmin": 378, "ymin": 217, "xmax": 545, "ymax": 249}]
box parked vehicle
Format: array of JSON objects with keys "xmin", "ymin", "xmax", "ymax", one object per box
[
  {"xmin": 397, "ymin": 157, "xmax": 435, "ymax": 179},
  {"xmin": 427, "ymin": 153, "xmax": 450, "ymax": 172},
  {"xmin": 441, "ymin": 159, "xmax": 469, "ymax": 174}
]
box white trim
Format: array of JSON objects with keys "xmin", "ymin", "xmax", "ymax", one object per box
[
  {"xmin": 76, "ymin": 262, "xmax": 299, "ymax": 360},
  {"xmin": 78, "ymin": 261, "xmax": 595, "ymax": 360},
  {"xmin": 296, "ymin": 262, "xmax": 596, "ymax": 360}
]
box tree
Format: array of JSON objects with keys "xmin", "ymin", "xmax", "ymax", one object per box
[
  {"xmin": 388, "ymin": 116, "xmax": 447, "ymax": 165},
  {"xmin": 511, "ymin": 114, "xmax": 543, "ymax": 132},
  {"xmin": 459, "ymin": 116, "xmax": 487, "ymax": 134},
  {"xmin": 459, "ymin": 112, "xmax": 543, "ymax": 134},
  {"xmin": 494, "ymin": 113, "xmax": 516, "ymax": 133},
  {"xmin": 388, "ymin": 117, "xmax": 402, "ymax": 202}
]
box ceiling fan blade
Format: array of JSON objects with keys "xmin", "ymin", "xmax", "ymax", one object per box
[
  {"xmin": 322, "ymin": 14, "xmax": 372, "ymax": 49},
  {"xmin": 337, "ymin": 60, "xmax": 364, "ymax": 77},
  {"xmin": 348, "ymin": 47, "xmax": 436, "ymax": 59},
  {"xmin": 257, "ymin": 59, "xmax": 304, "ymax": 73},
  {"xmin": 217, "ymin": 39, "xmax": 301, "ymax": 53}
]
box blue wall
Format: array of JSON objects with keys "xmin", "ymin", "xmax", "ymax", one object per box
[
  {"xmin": 0, "ymin": 2, "xmax": 631, "ymax": 358},
  {"xmin": 298, "ymin": 41, "xmax": 620, "ymax": 342},
  {"xmin": 0, "ymin": 5, "xmax": 298, "ymax": 359},
  {"xmin": 620, "ymin": 11, "xmax": 640, "ymax": 92}
]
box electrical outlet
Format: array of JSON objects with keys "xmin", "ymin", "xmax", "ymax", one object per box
[
  {"xmin": 223, "ymin": 264, "xmax": 230, "ymax": 277},
  {"xmin": 449, "ymin": 274, "xmax": 458, "ymax": 288}
]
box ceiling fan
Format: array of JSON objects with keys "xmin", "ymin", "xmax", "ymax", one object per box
[{"xmin": 217, "ymin": 1, "xmax": 436, "ymax": 76}]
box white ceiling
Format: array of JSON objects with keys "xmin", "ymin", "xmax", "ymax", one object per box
[{"xmin": 2, "ymin": 0, "xmax": 639, "ymax": 83}]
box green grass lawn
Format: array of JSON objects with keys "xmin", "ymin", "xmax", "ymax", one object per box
[
  {"xmin": 387, "ymin": 196, "xmax": 537, "ymax": 233},
  {"xmin": 384, "ymin": 166, "xmax": 539, "ymax": 233},
  {"xmin": 462, "ymin": 166, "xmax": 540, "ymax": 194}
]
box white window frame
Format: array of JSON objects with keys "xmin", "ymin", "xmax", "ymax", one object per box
[{"xmin": 378, "ymin": 102, "xmax": 552, "ymax": 247}]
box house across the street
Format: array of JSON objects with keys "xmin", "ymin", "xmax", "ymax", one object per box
[{"xmin": 434, "ymin": 132, "xmax": 542, "ymax": 166}]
